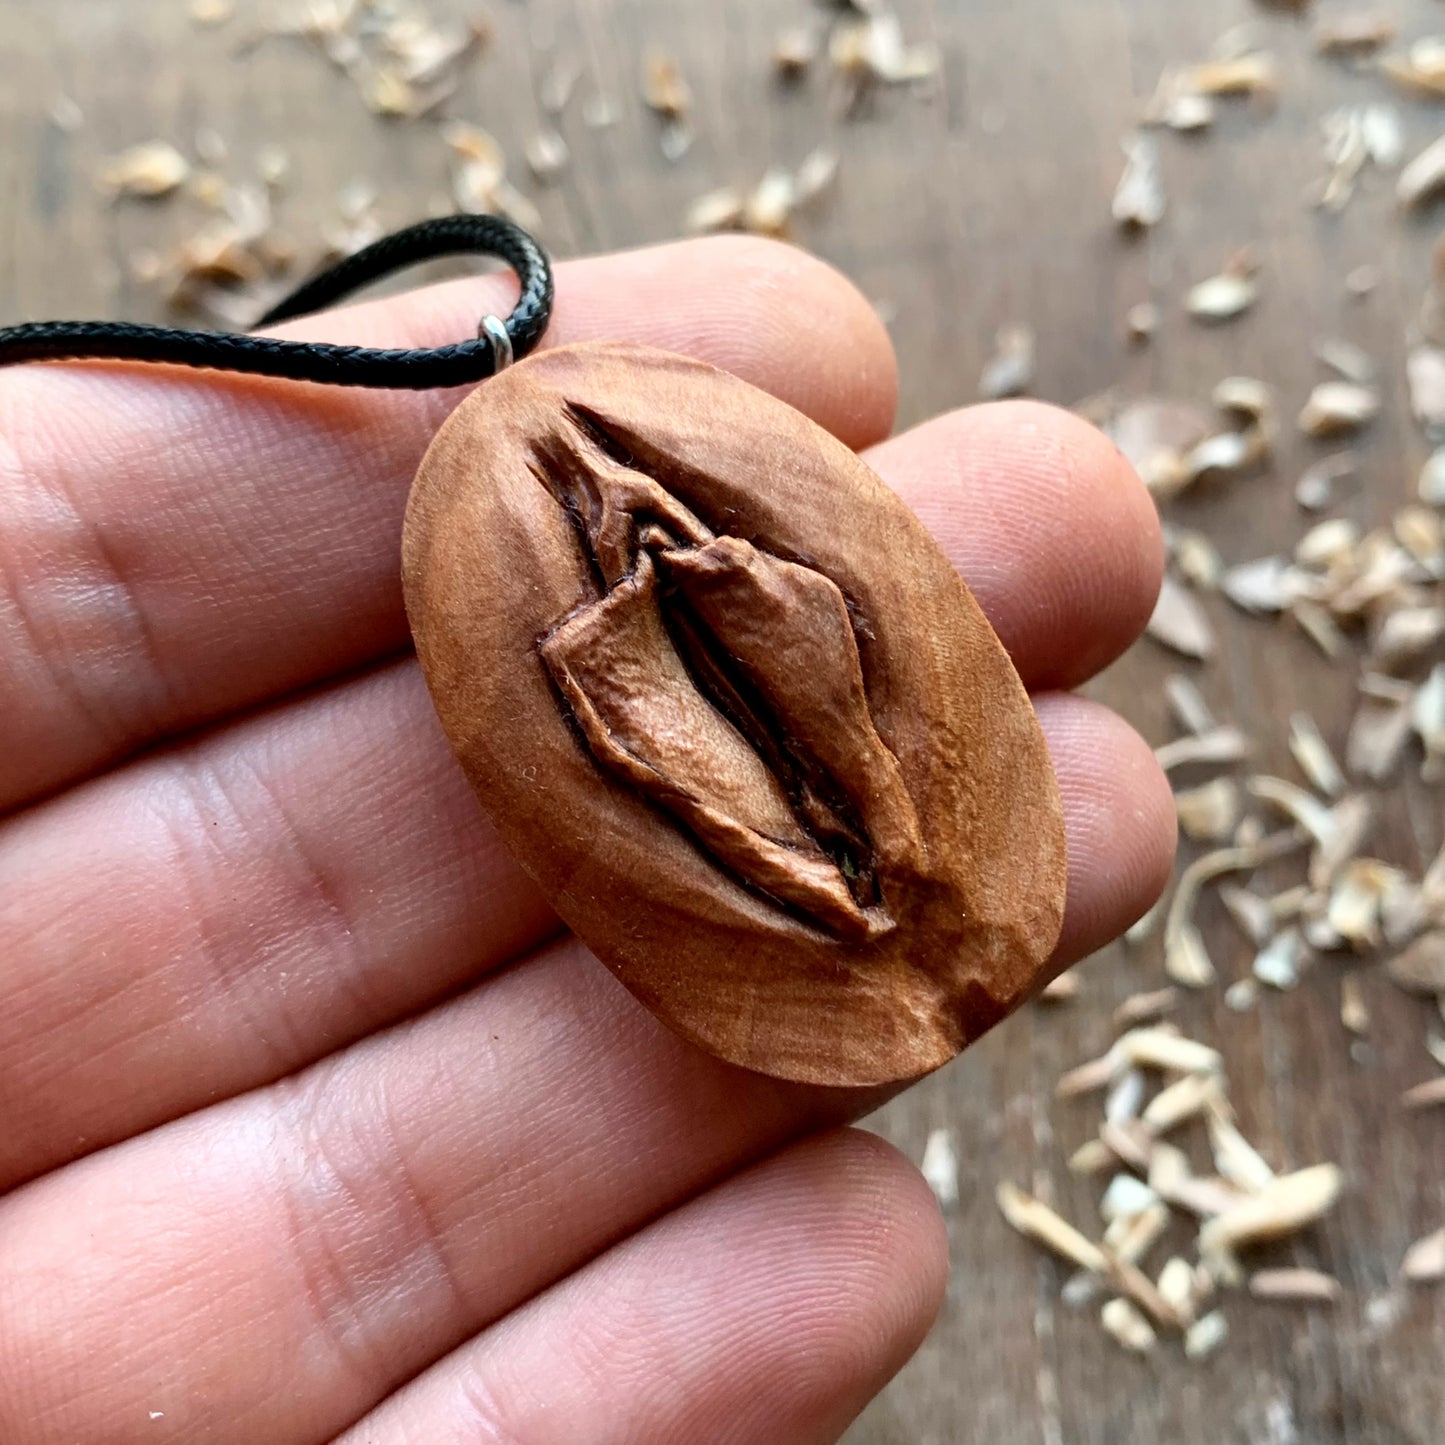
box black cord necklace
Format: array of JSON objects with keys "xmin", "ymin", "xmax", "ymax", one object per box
[{"xmin": 0, "ymin": 213, "xmax": 553, "ymax": 388}]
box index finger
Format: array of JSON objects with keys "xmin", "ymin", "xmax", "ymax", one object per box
[{"xmin": 0, "ymin": 235, "xmax": 898, "ymax": 812}]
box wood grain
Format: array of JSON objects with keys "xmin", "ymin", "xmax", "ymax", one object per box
[{"xmin": 0, "ymin": 0, "xmax": 1440, "ymax": 1440}]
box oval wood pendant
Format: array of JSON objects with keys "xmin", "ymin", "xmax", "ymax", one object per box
[{"xmin": 403, "ymin": 342, "xmax": 1067, "ymax": 1086}]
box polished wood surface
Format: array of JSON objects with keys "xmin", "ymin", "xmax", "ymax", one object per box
[{"xmin": 1, "ymin": 2, "xmax": 1440, "ymax": 1440}]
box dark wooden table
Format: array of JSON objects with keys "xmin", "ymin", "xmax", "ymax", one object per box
[{"xmin": 2, "ymin": 2, "xmax": 1441, "ymax": 1441}]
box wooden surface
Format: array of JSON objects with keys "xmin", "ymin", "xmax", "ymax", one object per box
[{"xmin": 1, "ymin": 1, "xmax": 1441, "ymax": 1441}]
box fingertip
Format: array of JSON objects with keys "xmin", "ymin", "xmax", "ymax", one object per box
[{"xmin": 869, "ymin": 398, "xmax": 1164, "ymax": 689}]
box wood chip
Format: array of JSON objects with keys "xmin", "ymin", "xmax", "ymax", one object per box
[
  {"xmin": 997, "ymin": 1182, "xmax": 1108, "ymax": 1273},
  {"xmin": 1164, "ymin": 674, "xmax": 1216, "ymax": 736},
  {"xmin": 1101, "ymin": 1296, "xmax": 1157, "ymax": 1352},
  {"xmin": 525, "ymin": 129, "xmax": 569, "ymax": 184},
  {"xmin": 1208, "ymin": 1109, "xmax": 1277, "ymax": 1191},
  {"xmin": 1220, "ymin": 883, "xmax": 1275, "ymax": 945},
  {"xmin": 1341, "ymin": 973, "xmax": 1370, "ymax": 1034},
  {"xmin": 978, "ymin": 324, "xmax": 1036, "ymax": 400},
  {"xmin": 1185, "ymin": 53, "xmax": 1278, "ymax": 98},
  {"xmin": 1399, "ymin": 135, "xmax": 1445, "ymax": 209},
  {"xmin": 1250, "ymin": 1267, "xmax": 1342, "ymax": 1302},
  {"xmin": 1148, "ymin": 573, "xmax": 1216, "ymax": 659},
  {"xmin": 1408, "ymin": 345, "xmax": 1445, "ymax": 437},
  {"xmin": 1119, "ymin": 1028, "xmax": 1222, "ymax": 1075},
  {"xmin": 1402, "ymin": 1076, "xmax": 1445, "ymax": 1109},
  {"xmin": 771, "ymin": 24, "xmax": 818, "ymax": 77},
  {"xmin": 1254, "ymin": 927, "xmax": 1306, "ymax": 989},
  {"xmin": 98, "ymin": 140, "xmax": 190, "ymax": 198},
  {"xmin": 1105, "ymin": 1199, "xmax": 1171, "ymax": 1265},
  {"xmin": 1420, "ymin": 448, "xmax": 1445, "ymax": 505},
  {"xmin": 1175, "ymin": 777, "xmax": 1241, "ymax": 842},
  {"xmin": 1295, "ymin": 451, "xmax": 1356, "ymax": 511},
  {"xmin": 1142, "ymin": 1072, "xmax": 1219, "ymax": 1132},
  {"xmin": 1039, "ymin": 970, "xmax": 1081, "ymax": 1004},
  {"xmin": 1187, "ymin": 271, "xmax": 1257, "ymax": 323},
  {"xmin": 1184, "ymin": 1309, "xmax": 1229, "ymax": 1360},
  {"xmin": 686, "ymin": 186, "xmax": 745, "ymax": 235},
  {"xmin": 921, "ymin": 1128, "xmax": 959, "ymax": 1209},
  {"xmin": 1315, "ymin": 13, "xmax": 1395, "ymax": 57},
  {"xmin": 1298, "ymin": 380, "xmax": 1379, "ymax": 436},
  {"xmin": 188, "ymin": 0, "xmax": 234, "ymax": 25},
  {"xmin": 1288, "ymin": 713, "xmax": 1345, "ymax": 797},
  {"xmin": 1403, "ymin": 1226, "xmax": 1445, "ymax": 1282},
  {"xmin": 1115, "ymin": 987, "xmax": 1181, "ymax": 1029},
  {"xmin": 1056, "ymin": 1053, "xmax": 1118, "ymax": 1098},
  {"xmin": 1113, "ymin": 133, "xmax": 1165, "ymax": 229},
  {"xmin": 1386, "ymin": 932, "xmax": 1445, "ymax": 995},
  {"xmin": 1199, "ymin": 1165, "xmax": 1344, "ymax": 1258},
  {"xmin": 1156, "ymin": 726, "xmax": 1251, "ymax": 772}
]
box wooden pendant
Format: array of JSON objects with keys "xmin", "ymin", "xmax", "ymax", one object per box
[{"xmin": 403, "ymin": 342, "xmax": 1067, "ymax": 1086}]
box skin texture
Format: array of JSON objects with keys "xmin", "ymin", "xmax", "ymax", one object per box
[{"xmin": 0, "ymin": 235, "xmax": 1174, "ymax": 1444}]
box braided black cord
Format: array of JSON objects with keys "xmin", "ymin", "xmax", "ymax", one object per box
[{"xmin": 0, "ymin": 214, "xmax": 553, "ymax": 390}]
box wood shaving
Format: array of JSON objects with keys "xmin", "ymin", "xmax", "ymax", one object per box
[
  {"xmin": 1381, "ymin": 36, "xmax": 1445, "ymax": 97},
  {"xmin": 1315, "ymin": 13, "xmax": 1394, "ymax": 56},
  {"xmin": 525, "ymin": 130, "xmax": 569, "ymax": 184},
  {"xmin": 772, "ymin": 25, "xmax": 818, "ymax": 78},
  {"xmin": 98, "ymin": 140, "xmax": 190, "ymax": 199},
  {"xmin": 1401, "ymin": 1076, "xmax": 1445, "ymax": 1109},
  {"xmin": 1115, "ymin": 1023, "xmax": 1219, "ymax": 1080},
  {"xmin": 685, "ymin": 187, "xmax": 745, "ymax": 235},
  {"xmin": 1115, "ymin": 987, "xmax": 1181, "ymax": 1028},
  {"xmin": 921, "ymin": 1128, "xmax": 959, "ymax": 1209},
  {"xmin": 1288, "ymin": 713, "xmax": 1345, "ymax": 797},
  {"xmin": 1420, "ymin": 449, "xmax": 1445, "ymax": 505},
  {"xmin": 1295, "ymin": 451, "xmax": 1357, "ymax": 511},
  {"xmin": 1341, "ymin": 973, "xmax": 1371, "ymax": 1034},
  {"xmin": 1039, "ymin": 970, "xmax": 1081, "ymax": 1003},
  {"xmin": 1101, "ymin": 1297, "xmax": 1157, "ymax": 1352},
  {"xmin": 1386, "ymin": 933, "xmax": 1445, "ymax": 995},
  {"xmin": 1175, "ymin": 777, "xmax": 1241, "ymax": 842},
  {"xmin": 1199, "ymin": 1165, "xmax": 1343, "ymax": 1262},
  {"xmin": 1220, "ymin": 884, "xmax": 1275, "ymax": 946},
  {"xmin": 1183, "ymin": 53, "xmax": 1278, "ymax": 99},
  {"xmin": 978, "ymin": 325, "xmax": 1036, "ymax": 401},
  {"xmin": 1113, "ymin": 133, "xmax": 1165, "ymax": 229},
  {"xmin": 1156, "ymin": 725, "xmax": 1251, "ymax": 772},
  {"xmin": 1298, "ymin": 380, "xmax": 1379, "ymax": 436},
  {"xmin": 1142, "ymin": 1072, "xmax": 1219, "ymax": 1133},
  {"xmin": 1399, "ymin": 135, "xmax": 1445, "ymax": 210},
  {"xmin": 1187, "ymin": 271, "xmax": 1257, "ymax": 324},
  {"xmin": 1249, "ymin": 1268, "xmax": 1343, "ymax": 1301},
  {"xmin": 1408, "ymin": 346, "xmax": 1445, "ymax": 436},
  {"xmin": 188, "ymin": 0, "xmax": 235, "ymax": 25},
  {"xmin": 1148, "ymin": 574, "xmax": 1216, "ymax": 659},
  {"xmin": 997, "ymin": 1181, "xmax": 1108, "ymax": 1273},
  {"xmin": 1208, "ymin": 1108, "xmax": 1277, "ymax": 1191},
  {"xmin": 1403, "ymin": 1226, "xmax": 1445, "ymax": 1282},
  {"xmin": 1253, "ymin": 927, "xmax": 1305, "ymax": 989},
  {"xmin": 1184, "ymin": 1309, "xmax": 1229, "ymax": 1360}
]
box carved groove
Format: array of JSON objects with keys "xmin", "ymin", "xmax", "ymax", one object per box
[{"xmin": 533, "ymin": 408, "xmax": 923, "ymax": 942}]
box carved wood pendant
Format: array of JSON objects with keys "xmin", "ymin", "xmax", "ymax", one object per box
[{"xmin": 403, "ymin": 342, "xmax": 1067, "ymax": 1086}]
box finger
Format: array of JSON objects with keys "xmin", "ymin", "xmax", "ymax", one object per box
[
  {"xmin": 0, "ymin": 660, "xmax": 554, "ymax": 1192},
  {"xmin": 0, "ymin": 697, "xmax": 1168, "ymax": 1444},
  {"xmin": 865, "ymin": 399, "xmax": 1163, "ymax": 689},
  {"xmin": 1036, "ymin": 692, "xmax": 1176, "ymax": 968},
  {"xmin": 336, "ymin": 1131, "xmax": 946, "ymax": 1445},
  {"xmin": 0, "ymin": 235, "xmax": 898, "ymax": 812}
]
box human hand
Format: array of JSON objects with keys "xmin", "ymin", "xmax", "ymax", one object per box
[{"xmin": 0, "ymin": 237, "xmax": 1173, "ymax": 1443}]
